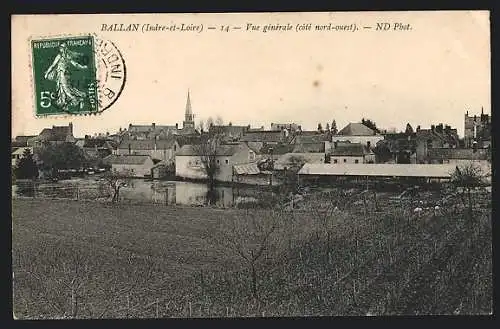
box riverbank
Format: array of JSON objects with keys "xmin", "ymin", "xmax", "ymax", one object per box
[{"xmin": 12, "ymin": 178, "xmax": 281, "ymax": 208}]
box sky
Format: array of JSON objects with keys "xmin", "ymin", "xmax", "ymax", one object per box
[{"xmin": 12, "ymin": 11, "xmax": 490, "ymax": 138}]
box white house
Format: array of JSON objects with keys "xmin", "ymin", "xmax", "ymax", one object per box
[
  {"xmin": 175, "ymin": 143, "xmax": 258, "ymax": 182},
  {"xmin": 328, "ymin": 142, "xmax": 375, "ymax": 164},
  {"xmin": 103, "ymin": 155, "xmax": 155, "ymax": 177}
]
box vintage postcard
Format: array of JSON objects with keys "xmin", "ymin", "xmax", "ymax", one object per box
[{"xmin": 11, "ymin": 11, "xmax": 491, "ymax": 319}]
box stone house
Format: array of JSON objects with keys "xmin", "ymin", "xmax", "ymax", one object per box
[
  {"xmin": 103, "ymin": 155, "xmax": 155, "ymax": 177},
  {"xmin": 327, "ymin": 141, "xmax": 375, "ymax": 164},
  {"xmin": 175, "ymin": 142, "xmax": 258, "ymax": 182}
]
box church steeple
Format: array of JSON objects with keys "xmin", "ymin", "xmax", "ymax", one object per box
[
  {"xmin": 183, "ymin": 89, "xmax": 195, "ymax": 130},
  {"xmin": 185, "ymin": 89, "xmax": 193, "ymax": 122}
]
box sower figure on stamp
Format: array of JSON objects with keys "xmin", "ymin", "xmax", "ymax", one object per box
[{"xmin": 44, "ymin": 42, "xmax": 88, "ymax": 111}]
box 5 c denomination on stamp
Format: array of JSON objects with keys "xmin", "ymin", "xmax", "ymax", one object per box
[{"xmin": 30, "ymin": 34, "xmax": 126, "ymax": 117}]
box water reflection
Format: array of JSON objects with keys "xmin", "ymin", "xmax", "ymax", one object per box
[
  {"xmin": 14, "ymin": 179, "xmax": 268, "ymax": 208},
  {"xmin": 143, "ymin": 181, "xmax": 240, "ymax": 207}
]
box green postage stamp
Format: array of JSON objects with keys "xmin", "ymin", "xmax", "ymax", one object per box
[{"xmin": 31, "ymin": 35, "xmax": 126, "ymax": 116}]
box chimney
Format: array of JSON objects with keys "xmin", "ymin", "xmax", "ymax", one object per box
[
  {"xmin": 431, "ymin": 125, "xmax": 435, "ymax": 132},
  {"xmin": 129, "ymin": 123, "xmax": 132, "ymax": 129},
  {"xmin": 416, "ymin": 125, "xmax": 421, "ymax": 132},
  {"xmin": 175, "ymin": 123, "xmax": 178, "ymax": 129},
  {"xmin": 152, "ymin": 123, "xmax": 156, "ymax": 130}
]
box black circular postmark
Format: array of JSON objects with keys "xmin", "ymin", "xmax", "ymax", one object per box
[{"xmin": 93, "ymin": 36, "xmax": 127, "ymax": 113}]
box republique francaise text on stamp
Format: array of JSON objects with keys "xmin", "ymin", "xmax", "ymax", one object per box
[{"xmin": 30, "ymin": 34, "xmax": 126, "ymax": 117}]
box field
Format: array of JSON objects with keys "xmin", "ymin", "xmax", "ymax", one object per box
[{"xmin": 12, "ymin": 189, "xmax": 492, "ymax": 318}]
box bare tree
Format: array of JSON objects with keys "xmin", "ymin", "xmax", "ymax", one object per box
[
  {"xmin": 100, "ymin": 169, "xmax": 134, "ymax": 203},
  {"xmin": 213, "ymin": 209, "xmax": 286, "ymax": 300},
  {"xmin": 215, "ymin": 115, "xmax": 224, "ymax": 126},
  {"xmin": 450, "ymin": 162, "xmax": 487, "ymax": 216},
  {"xmin": 192, "ymin": 135, "xmax": 221, "ymax": 192}
]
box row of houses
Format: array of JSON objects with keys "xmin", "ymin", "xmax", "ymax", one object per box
[
  {"xmin": 12, "ymin": 91, "xmax": 491, "ymax": 185},
  {"xmin": 104, "ymin": 120, "xmax": 490, "ymax": 184},
  {"xmin": 12, "ymin": 120, "xmax": 491, "ymax": 182}
]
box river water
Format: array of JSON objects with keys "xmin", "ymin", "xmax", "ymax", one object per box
[{"xmin": 12, "ymin": 178, "xmax": 273, "ymax": 208}]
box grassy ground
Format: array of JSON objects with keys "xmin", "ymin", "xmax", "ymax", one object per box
[{"xmin": 12, "ymin": 190, "xmax": 492, "ymax": 318}]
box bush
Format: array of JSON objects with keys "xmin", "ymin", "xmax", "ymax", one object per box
[{"xmin": 14, "ymin": 149, "xmax": 38, "ymax": 180}]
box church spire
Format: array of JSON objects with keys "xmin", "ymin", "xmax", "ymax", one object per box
[
  {"xmin": 183, "ymin": 89, "xmax": 195, "ymax": 130},
  {"xmin": 185, "ymin": 89, "xmax": 193, "ymax": 121}
]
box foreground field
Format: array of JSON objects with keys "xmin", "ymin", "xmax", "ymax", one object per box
[{"xmin": 12, "ymin": 192, "xmax": 492, "ymax": 318}]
